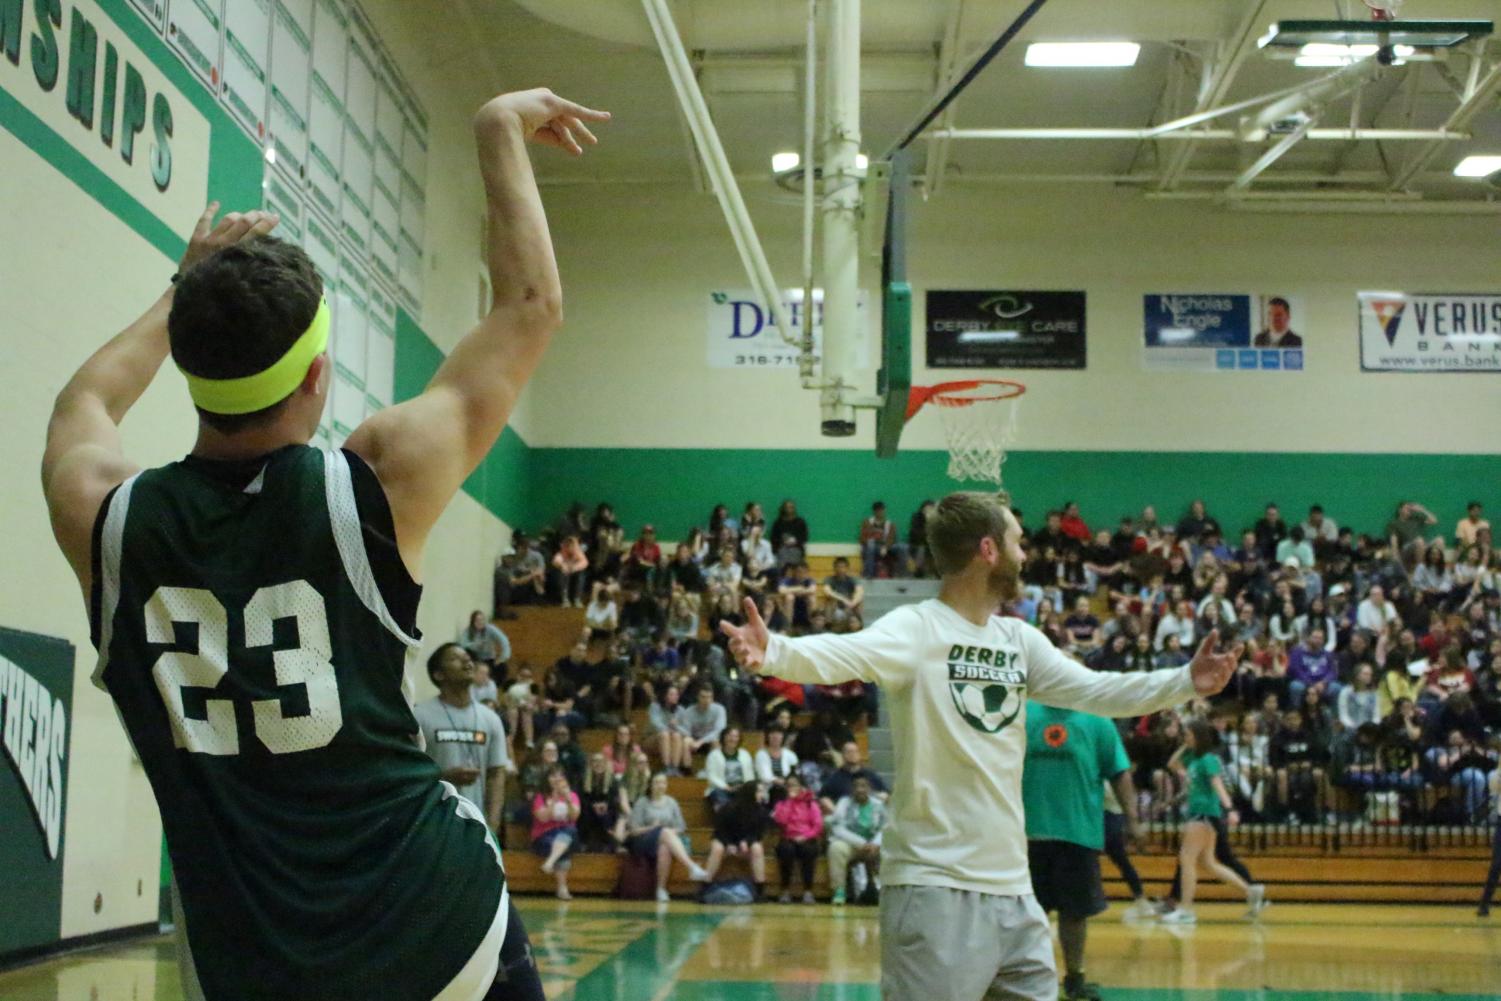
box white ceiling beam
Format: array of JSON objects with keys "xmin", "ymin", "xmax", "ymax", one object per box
[
  {"xmin": 1231, "ymin": 115, "xmax": 1317, "ymax": 191},
  {"xmin": 928, "ymin": 127, "xmax": 1466, "ymax": 141},
  {"xmin": 922, "ymin": 0, "xmax": 968, "ymax": 199},
  {"xmin": 1156, "ymin": 0, "xmax": 1270, "ymax": 191},
  {"xmin": 1390, "ymin": 57, "xmax": 1501, "ymax": 189}
]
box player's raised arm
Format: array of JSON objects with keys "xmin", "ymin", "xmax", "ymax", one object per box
[
  {"xmin": 41, "ymin": 204, "xmax": 279, "ymax": 593},
  {"xmin": 1027, "ymin": 624, "xmax": 1239, "ymax": 718},
  {"xmin": 721, "ymin": 598, "xmax": 914, "ymax": 688},
  {"xmin": 345, "ymin": 89, "xmax": 609, "ymax": 575}
]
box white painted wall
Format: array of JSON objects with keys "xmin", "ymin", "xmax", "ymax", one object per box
[
  {"xmin": 531, "ymin": 179, "xmax": 1501, "ymax": 453},
  {"xmin": 0, "ymin": 0, "xmax": 509, "ymax": 941}
]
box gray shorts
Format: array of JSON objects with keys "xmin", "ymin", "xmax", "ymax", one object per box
[{"xmin": 880, "ymin": 885, "xmax": 1057, "ymax": 1001}]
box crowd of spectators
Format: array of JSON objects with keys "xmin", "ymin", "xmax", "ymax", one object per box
[
  {"xmin": 453, "ymin": 493, "xmax": 1497, "ymax": 903},
  {"xmin": 1019, "ymin": 498, "xmax": 1500, "ymax": 829}
]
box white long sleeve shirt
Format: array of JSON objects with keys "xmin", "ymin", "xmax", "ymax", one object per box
[{"xmin": 762, "ymin": 599, "xmax": 1196, "ymax": 897}]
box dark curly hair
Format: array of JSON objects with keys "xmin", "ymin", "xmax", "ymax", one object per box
[{"xmin": 168, "ymin": 236, "xmax": 323, "ymax": 433}]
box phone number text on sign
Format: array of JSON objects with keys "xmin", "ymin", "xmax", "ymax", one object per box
[{"xmin": 707, "ymin": 289, "xmax": 870, "ymax": 370}]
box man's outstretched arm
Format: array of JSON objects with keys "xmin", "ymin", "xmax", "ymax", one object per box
[
  {"xmin": 41, "ymin": 205, "xmax": 279, "ymax": 594},
  {"xmin": 346, "ymin": 89, "xmax": 608, "ymax": 578}
]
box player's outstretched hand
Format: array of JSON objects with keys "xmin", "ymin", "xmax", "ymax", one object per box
[
  {"xmin": 473, "ymin": 88, "xmax": 611, "ymax": 156},
  {"xmin": 178, "ymin": 203, "xmax": 279, "ymax": 273},
  {"xmin": 1188, "ymin": 629, "xmax": 1242, "ymax": 697},
  {"xmin": 719, "ymin": 597, "xmax": 770, "ymax": 671}
]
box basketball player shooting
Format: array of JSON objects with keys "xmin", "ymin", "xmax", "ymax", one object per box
[
  {"xmin": 41, "ymin": 89, "xmax": 607, "ymax": 1001},
  {"xmin": 721, "ymin": 492, "xmax": 1239, "ymax": 1001}
]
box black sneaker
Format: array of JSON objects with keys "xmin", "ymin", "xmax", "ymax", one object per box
[{"xmin": 1062, "ymin": 975, "xmax": 1103, "ymax": 1001}]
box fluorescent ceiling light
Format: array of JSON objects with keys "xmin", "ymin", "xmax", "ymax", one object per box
[
  {"xmin": 771, "ymin": 152, "xmax": 869, "ymax": 173},
  {"xmin": 1294, "ymin": 42, "xmax": 1412, "ymax": 67},
  {"xmin": 1454, "ymin": 154, "xmax": 1501, "ymax": 178},
  {"xmin": 1025, "ymin": 42, "xmax": 1140, "ymax": 68}
]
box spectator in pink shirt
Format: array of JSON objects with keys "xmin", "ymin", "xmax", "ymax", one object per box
[
  {"xmin": 771, "ymin": 772, "xmax": 825, "ymax": 902},
  {"xmin": 552, "ymin": 534, "xmax": 589, "ymax": 607}
]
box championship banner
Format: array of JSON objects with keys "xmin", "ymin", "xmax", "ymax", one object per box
[
  {"xmin": 707, "ymin": 289, "xmax": 870, "ymax": 370},
  {"xmin": 0, "ymin": 627, "xmax": 75, "ymax": 959},
  {"xmin": 926, "ymin": 290, "xmax": 1086, "ymax": 369},
  {"xmin": 1359, "ymin": 292, "xmax": 1501, "ymax": 372},
  {"xmin": 1143, "ymin": 294, "xmax": 1304, "ymax": 371}
]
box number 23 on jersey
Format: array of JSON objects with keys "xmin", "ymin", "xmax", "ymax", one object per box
[{"xmin": 145, "ymin": 581, "xmax": 343, "ymax": 756}]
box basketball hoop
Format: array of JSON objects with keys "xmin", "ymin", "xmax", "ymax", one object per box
[{"xmin": 907, "ymin": 379, "xmax": 1026, "ymax": 487}]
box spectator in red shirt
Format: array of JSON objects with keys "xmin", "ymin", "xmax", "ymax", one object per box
[
  {"xmin": 626, "ymin": 525, "xmax": 662, "ymax": 588},
  {"xmin": 1059, "ymin": 501, "xmax": 1091, "ymax": 543},
  {"xmin": 859, "ymin": 501, "xmax": 904, "ymax": 578}
]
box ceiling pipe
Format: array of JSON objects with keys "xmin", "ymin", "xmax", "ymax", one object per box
[
  {"xmin": 1231, "ymin": 115, "xmax": 1317, "ymax": 190},
  {"xmin": 1158, "ymin": 0, "xmax": 1270, "ymax": 190},
  {"xmin": 927, "ymin": 127, "xmax": 1465, "ymax": 141},
  {"xmin": 1390, "ymin": 58, "xmax": 1501, "ymax": 189}
]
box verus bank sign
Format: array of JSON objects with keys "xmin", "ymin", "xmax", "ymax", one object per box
[
  {"xmin": 1359, "ymin": 291, "xmax": 1501, "ymax": 372},
  {"xmin": 2, "ymin": 0, "xmax": 210, "ymax": 236}
]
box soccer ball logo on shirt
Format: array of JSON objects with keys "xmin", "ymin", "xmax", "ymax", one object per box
[{"xmin": 946, "ymin": 644, "xmax": 1025, "ymax": 735}]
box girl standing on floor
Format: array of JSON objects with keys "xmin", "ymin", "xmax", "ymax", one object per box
[{"xmin": 1160, "ymin": 721, "xmax": 1266, "ymax": 924}]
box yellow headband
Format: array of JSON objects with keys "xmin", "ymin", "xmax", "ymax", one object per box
[{"xmin": 180, "ymin": 300, "xmax": 330, "ymax": 415}]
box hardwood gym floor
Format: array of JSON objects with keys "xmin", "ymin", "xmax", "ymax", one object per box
[{"xmin": 4, "ymin": 898, "xmax": 1498, "ymax": 1000}]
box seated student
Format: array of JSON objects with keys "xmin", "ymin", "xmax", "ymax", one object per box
[
  {"xmin": 705, "ymin": 546, "xmax": 745, "ymax": 604},
  {"xmin": 827, "ymin": 776, "xmax": 889, "ymax": 906},
  {"xmin": 552, "ymin": 641, "xmax": 600, "ymax": 726},
  {"xmin": 666, "ymin": 588, "xmax": 701, "ymax": 646},
  {"xmin": 1063, "ymin": 596, "xmax": 1102, "ymax": 654},
  {"xmin": 1269, "ymin": 709, "xmax": 1325, "ymax": 824},
  {"xmin": 537, "ymin": 667, "xmax": 585, "ymax": 734},
  {"xmin": 532, "ymin": 767, "xmax": 580, "ymax": 900},
  {"xmin": 700, "ymin": 782, "xmax": 772, "ymax": 899},
  {"xmin": 817, "ymin": 741, "xmax": 890, "ymax": 815},
  {"xmin": 602, "ymin": 722, "xmax": 642, "ymax": 777},
  {"xmin": 704, "ymin": 727, "xmax": 755, "ymax": 812},
  {"xmin": 754, "ymin": 726, "xmax": 800, "ymax": 801},
  {"xmin": 458, "ymin": 610, "xmax": 511, "ymax": 680},
  {"xmin": 772, "ymin": 772, "xmax": 825, "ymax": 904},
  {"xmin": 578, "ymin": 752, "xmax": 628, "ymax": 852},
  {"xmin": 819, "ymin": 558, "xmax": 865, "ymax": 626},
  {"xmin": 777, "ymin": 561, "xmax": 819, "ymax": 633},
  {"xmin": 584, "ymin": 583, "xmax": 620, "ymax": 641},
  {"xmin": 547, "ymin": 722, "xmax": 588, "ymax": 791},
  {"xmin": 626, "ymin": 773, "xmax": 709, "ymax": 902},
  {"xmin": 676, "ymin": 684, "xmax": 729, "ymax": 757},
  {"xmin": 552, "ymin": 534, "xmax": 590, "ymax": 607},
  {"xmin": 647, "ymin": 683, "xmax": 694, "ymax": 776}
]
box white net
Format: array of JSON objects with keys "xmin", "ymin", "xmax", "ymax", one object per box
[{"xmin": 931, "ymin": 385, "xmax": 1023, "ymax": 487}]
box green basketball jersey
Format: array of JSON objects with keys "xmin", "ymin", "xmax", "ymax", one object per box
[{"xmin": 91, "ymin": 445, "xmax": 504, "ymax": 1001}]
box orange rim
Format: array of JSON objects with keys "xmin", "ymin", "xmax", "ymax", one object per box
[{"xmin": 907, "ymin": 379, "xmax": 1026, "ymax": 421}]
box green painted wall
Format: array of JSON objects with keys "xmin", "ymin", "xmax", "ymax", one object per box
[{"xmin": 522, "ymin": 447, "xmax": 1500, "ymax": 544}]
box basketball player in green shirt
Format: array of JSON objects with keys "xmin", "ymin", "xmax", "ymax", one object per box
[{"xmin": 41, "ymin": 89, "xmax": 607, "ymax": 1001}]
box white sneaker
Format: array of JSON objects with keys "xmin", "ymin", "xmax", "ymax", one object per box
[
  {"xmin": 1123, "ymin": 899, "xmax": 1157, "ymax": 921},
  {"xmin": 656, "ymin": 888, "xmax": 671, "ymax": 903},
  {"xmin": 1246, "ymin": 884, "xmax": 1269, "ymax": 918},
  {"xmin": 689, "ymin": 864, "xmax": 710, "ymax": 882},
  {"xmin": 1159, "ymin": 909, "xmax": 1197, "ymax": 925}
]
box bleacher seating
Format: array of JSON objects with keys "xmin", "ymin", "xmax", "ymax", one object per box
[{"xmin": 492, "ymin": 602, "xmax": 1492, "ymax": 903}]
